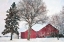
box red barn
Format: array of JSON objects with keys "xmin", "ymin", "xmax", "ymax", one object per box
[
  {"xmin": 21, "ymin": 24, "xmax": 59, "ymax": 38},
  {"xmin": 21, "ymin": 28, "xmax": 37, "ymax": 39},
  {"xmin": 37, "ymin": 24, "xmax": 59, "ymax": 38}
]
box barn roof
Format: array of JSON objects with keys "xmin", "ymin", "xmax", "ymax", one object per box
[
  {"xmin": 50, "ymin": 24, "xmax": 59, "ymax": 30},
  {"xmin": 44, "ymin": 24, "xmax": 58, "ymax": 30},
  {"xmin": 19, "ymin": 22, "xmax": 58, "ymax": 32},
  {"xmin": 19, "ymin": 23, "xmax": 48, "ymax": 32},
  {"xmin": 32, "ymin": 23, "xmax": 48, "ymax": 31},
  {"xmin": 46, "ymin": 24, "xmax": 58, "ymax": 30}
]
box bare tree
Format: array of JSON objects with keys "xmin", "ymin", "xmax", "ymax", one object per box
[
  {"xmin": 17, "ymin": 0, "xmax": 47, "ymax": 40},
  {"xmin": 49, "ymin": 15, "xmax": 60, "ymax": 30},
  {"xmin": 59, "ymin": 6, "xmax": 64, "ymax": 34},
  {"xmin": 49, "ymin": 6, "xmax": 64, "ymax": 35},
  {"xmin": 49, "ymin": 14, "xmax": 60, "ymax": 40}
]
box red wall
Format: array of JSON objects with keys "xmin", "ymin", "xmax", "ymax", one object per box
[
  {"xmin": 37, "ymin": 24, "xmax": 59, "ymax": 38},
  {"xmin": 21, "ymin": 24, "xmax": 59, "ymax": 38},
  {"xmin": 21, "ymin": 29, "xmax": 37, "ymax": 39}
]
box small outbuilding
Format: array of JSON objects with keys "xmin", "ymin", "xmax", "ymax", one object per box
[{"xmin": 21, "ymin": 28, "xmax": 37, "ymax": 39}]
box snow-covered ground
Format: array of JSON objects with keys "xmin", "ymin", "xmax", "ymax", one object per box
[{"xmin": 0, "ymin": 37, "xmax": 64, "ymax": 42}]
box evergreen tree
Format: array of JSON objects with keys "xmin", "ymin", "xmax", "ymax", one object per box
[{"xmin": 2, "ymin": 2, "xmax": 20, "ymax": 40}]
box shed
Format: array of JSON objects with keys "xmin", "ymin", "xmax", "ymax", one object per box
[{"xmin": 21, "ymin": 28, "xmax": 36, "ymax": 39}]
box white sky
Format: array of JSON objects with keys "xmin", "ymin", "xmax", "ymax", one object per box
[
  {"xmin": 43, "ymin": 0, "xmax": 64, "ymax": 16},
  {"xmin": 0, "ymin": 0, "xmax": 64, "ymax": 36}
]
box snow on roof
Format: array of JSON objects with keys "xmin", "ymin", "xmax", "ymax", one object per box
[
  {"xmin": 18, "ymin": 21, "xmax": 28, "ymax": 32},
  {"xmin": 32, "ymin": 23, "xmax": 48, "ymax": 31},
  {"xmin": 18, "ymin": 25, "xmax": 28, "ymax": 32},
  {"xmin": 19, "ymin": 23, "xmax": 48, "ymax": 32}
]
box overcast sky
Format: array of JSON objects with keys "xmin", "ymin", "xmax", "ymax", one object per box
[{"xmin": 0, "ymin": 0, "xmax": 64, "ymax": 36}]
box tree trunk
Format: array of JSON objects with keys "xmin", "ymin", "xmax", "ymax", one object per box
[
  {"xmin": 57, "ymin": 37, "xmax": 59, "ymax": 40},
  {"xmin": 10, "ymin": 32, "xmax": 13, "ymax": 40},
  {"xmin": 18, "ymin": 34, "xmax": 19, "ymax": 39},
  {"xmin": 27, "ymin": 25, "xmax": 31, "ymax": 40},
  {"xmin": 57, "ymin": 34, "xmax": 59, "ymax": 40}
]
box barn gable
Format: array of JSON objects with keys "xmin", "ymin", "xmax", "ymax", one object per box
[{"xmin": 37, "ymin": 24, "xmax": 59, "ymax": 38}]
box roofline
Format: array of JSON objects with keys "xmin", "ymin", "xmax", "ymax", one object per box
[{"xmin": 21, "ymin": 28, "xmax": 36, "ymax": 32}]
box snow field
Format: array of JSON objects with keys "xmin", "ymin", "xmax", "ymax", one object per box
[{"xmin": 0, "ymin": 37, "xmax": 64, "ymax": 42}]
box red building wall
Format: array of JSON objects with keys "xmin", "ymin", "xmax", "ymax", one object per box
[
  {"xmin": 21, "ymin": 29, "xmax": 37, "ymax": 39},
  {"xmin": 37, "ymin": 24, "xmax": 59, "ymax": 38},
  {"xmin": 21, "ymin": 24, "xmax": 59, "ymax": 38}
]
